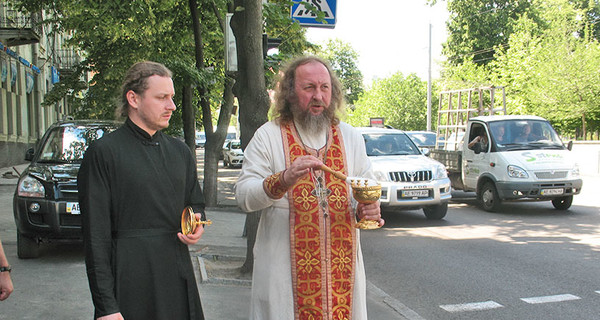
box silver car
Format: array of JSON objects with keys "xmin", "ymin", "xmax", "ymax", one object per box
[{"xmin": 359, "ymin": 127, "xmax": 452, "ymax": 219}]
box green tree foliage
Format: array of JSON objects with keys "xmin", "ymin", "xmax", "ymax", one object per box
[
  {"xmin": 12, "ymin": 0, "xmax": 225, "ymax": 135},
  {"xmin": 347, "ymin": 72, "xmax": 434, "ymax": 130},
  {"xmin": 492, "ymin": 0, "xmax": 600, "ymax": 137},
  {"xmin": 439, "ymin": 59, "xmax": 493, "ymax": 91},
  {"xmin": 316, "ymin": 39, "xmax": 364, "ymax": 105},
  {"xmin": 437, "ymin": 0, "xmax": 600, "ymax": 138},
  {"xmin": 440, "ymin": 0, "xmax": 536, "ymax": 66}
]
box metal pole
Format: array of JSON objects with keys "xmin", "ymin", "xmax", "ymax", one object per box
[{"xmin": 427, "ymin": 22, "xmax": 432, "ymax": 132}]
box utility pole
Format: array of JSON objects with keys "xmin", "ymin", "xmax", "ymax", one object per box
[{"xmin": 427, "ymin": 22, "xmax": 432, "ymax": 132}]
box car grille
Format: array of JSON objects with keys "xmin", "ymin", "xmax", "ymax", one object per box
[
  {"xmin": 534, "ymin": 171, "xmax": 568, "ymax": 179},
  {"xmin": 57, "ymin": 183, "xmax": 79, "ymax": 200},
  {"xmin": 388, "ymin": 170, "xmax": 432, "ymax": 182}
]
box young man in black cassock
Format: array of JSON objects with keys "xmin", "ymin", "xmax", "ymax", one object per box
[{"xmin": 78, "ymin": 61, "xmax": 206, "ymax": 320}]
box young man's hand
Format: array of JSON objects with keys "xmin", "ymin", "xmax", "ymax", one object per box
[{"xmin": 177, "ymin": 213, "xmax": 206, "ymax": 245}]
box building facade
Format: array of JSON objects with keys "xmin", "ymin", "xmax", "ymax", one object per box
[{"xmin": 1, "ymin": 3, "xmax": 79, "ymax": 167}]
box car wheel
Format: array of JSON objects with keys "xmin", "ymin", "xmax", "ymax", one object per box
[
  {"xmin": 552, "ymin": 195, "xmax": 573, "ymax": 210},
  {"xmin": 17, "ymin": 231, "xmax": 40, "ymax": 259},
  {"xmin": 423, "ymin": 202, "xmax": 448, "ymax": 220},
  {"xmin": 479, "ymin": 181, "xmax": 501, "ymax": 212}
]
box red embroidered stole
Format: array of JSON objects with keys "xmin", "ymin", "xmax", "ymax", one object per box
[{"xmin": 281, "ymin": 123, "xmax": 356, "ymax": 320}]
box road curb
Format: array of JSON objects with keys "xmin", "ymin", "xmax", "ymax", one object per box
[{"xmin": 196, "ymin": 254, "xmax": 252, "ymax": 287}]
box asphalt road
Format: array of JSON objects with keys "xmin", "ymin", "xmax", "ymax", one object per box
[{"xmin": 362, "ymin": 175, "xmax": 600, "ymax": 320}]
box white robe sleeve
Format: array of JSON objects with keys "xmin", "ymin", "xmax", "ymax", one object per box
[{"xmin": 235, "ymin": 121, "xmax": 288, "ymax": 212}]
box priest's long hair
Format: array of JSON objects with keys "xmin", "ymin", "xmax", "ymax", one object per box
[
  {"xmin": 271, "ymin": 56, "xmax": 345, "ymax": 125},
  {"xmin": 116, "ymin": 61, "xmax": 172, "ymax": 119}
]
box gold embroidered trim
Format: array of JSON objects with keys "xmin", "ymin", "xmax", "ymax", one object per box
[{"xmin": 263, "ymin": 171, "xmax": 288, "ymax": 199}]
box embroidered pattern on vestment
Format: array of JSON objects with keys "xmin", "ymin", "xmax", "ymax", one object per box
[
  {"xmin": 281, "ymin": 123, "xmax": 356, "ymax": 320},
  {"xmin": 264, "ymin": 171, "xmax": 288, "ymax": 199}
]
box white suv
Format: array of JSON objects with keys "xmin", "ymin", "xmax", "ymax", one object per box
[{"xmin": 358, "ymin": 127, "xmax": 452, "ymax": 219}]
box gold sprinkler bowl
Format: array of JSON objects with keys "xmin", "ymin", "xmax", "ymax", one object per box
[
  {"xmin": 350, "ymin": 179, "xmax": 382, "ymax": 230},
  {"xmin": 350, "ymin": 179, "xmax": 382, "ymax": 204},
  {"xmin": 181, "ymin": 206, "xmax": 212, "ymax": 235},
  {"xmin": 319, "ymin": 165, "xmax": 382, "ymax": 230}
]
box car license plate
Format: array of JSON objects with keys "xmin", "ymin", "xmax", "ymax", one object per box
[
  {"xmin": 541, "ymin": 188, "xmax": 564, "ymax": 196},
  {"xmin": 66, "ymin": 202, "xmax": 80, "ymax": 215},
  {"xmin": 402, "ymin": 190, "xmax": 429, "ymax": 197}
]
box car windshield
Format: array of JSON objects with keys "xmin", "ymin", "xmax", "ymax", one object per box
[
  {"xmin": 406, "ymin": 132, "xmax": 436, "ymax": 147},
  {"xmin": 230, "ymin": 141, "xmax": 242, "ymax": 149},
  {"xmin": 38, "ymin": 124, "xmax": 118, "ymax": 163},
  {"xmin": 490, "ymin": 120, "xmax": 565, "ymax": 151},
  {"xmin": 363, "ymin": 133, "xmax": 421, "ymax": 156}
]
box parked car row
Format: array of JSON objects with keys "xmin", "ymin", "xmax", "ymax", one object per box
[{"xmin": 195, "ymin": 126, "xmax": 238, "ymax": 149}]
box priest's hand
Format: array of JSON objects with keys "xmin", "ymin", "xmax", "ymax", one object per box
[
  {"xmin": 282, "ymin": 155, "xmax": 323, "ymax": 187},
  {"xmin": 97, "ymin": 312, "xmax": 124, "ymax": 320},
  {"xmin": 357, "ymin": 201, "xmax": 385, "ymax": 227},
  {"xmin": 177, "ymin": 213, "xmax": 205, "ymax": 245}
]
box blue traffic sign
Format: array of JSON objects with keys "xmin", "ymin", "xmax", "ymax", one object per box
[{"xmin": 291, "ymin": 0, "xmax": 337, "ymax": 28}]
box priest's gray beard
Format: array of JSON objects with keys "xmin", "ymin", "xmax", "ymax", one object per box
[{"xmin": 291, "ymin": 103, "xmax": 333, "ymax": 135}]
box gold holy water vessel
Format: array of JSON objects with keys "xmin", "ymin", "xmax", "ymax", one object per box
[
  {"xmin": 320, "ymin": 165, "xmax": 382, "ymax": 230},
  {"xmin": 181, "ymin": 206, "xmax": 212, "ymax": 235}
]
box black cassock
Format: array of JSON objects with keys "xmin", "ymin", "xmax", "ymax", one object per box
[{"xmin": 78, "ymin": 119, "xmax": 205, "ymax": 319}]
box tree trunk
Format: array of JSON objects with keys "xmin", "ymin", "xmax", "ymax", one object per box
[
  {"xmin": 231, "ymin": 0, "xmax": 271, "ymax": 273},
  {"xmin": 204, "ymin": 76, "xmax": 236, "ymax": 207},
  {"xmin": 582, "ymin": 112, "xmax": 586, "ymax": 140},
  {"xmin": 182, "ymin": 84, "xmax": 196, "ymax": 152},
  {"xmin": 189, "ymin": 0, "xmax": 235, "ymax": 207}
]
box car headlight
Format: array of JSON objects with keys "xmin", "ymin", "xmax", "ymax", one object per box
[
  {"xmin": 507, "ymin": 165, "xmax": 528, "ymax": 178},
  {"xmin": 17, "ymin": 175, "xmax": 45, "ymax": 198},
  {"xmin": 373, "ymin": 170, "xmax": 389, "ymax": 182},
  {"xmin": 570, "ymin": 164, "xmax": 580, "ymax": 177},
  {"xmin": 433, "ymin": 164, "xmax": 448, "ymax": 179}
]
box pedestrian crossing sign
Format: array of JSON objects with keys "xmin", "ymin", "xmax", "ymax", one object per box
[{"xmin": 291, "ymin": 0, "xmax": 337, "ymax": 28}]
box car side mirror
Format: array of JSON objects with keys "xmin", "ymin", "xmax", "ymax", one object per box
[
  {"xmin": 25, "ymin": 148, "xmax": 35, "ymax": 161},
  {"xmin": 567, "ymin": 140, "xmax": 573, "ymax": 151},
  {"xmin": 421, "ymin": 147, "xmax": 430, "ymax": 156}
]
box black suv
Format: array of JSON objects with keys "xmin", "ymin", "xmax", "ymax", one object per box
[{"xmin": 13, "ymin": 120, "xmax": 121, "ymax": 258}]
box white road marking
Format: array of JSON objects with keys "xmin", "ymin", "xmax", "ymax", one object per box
[
  {"xmin": 520, "ymin": 294, "xmax": 581, "ymax": 304},
  {"xmin": 440, "ymin": 301, "xmax": 504, "ymax": 312}
]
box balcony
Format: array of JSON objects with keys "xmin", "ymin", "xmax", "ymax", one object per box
[
  {"xmin": 56, "ymin": 49, "xmax": 81, "ymax": 76},
  {"xmin": 0, "ymin": 3, "xmax": 42, "ymax": 46}
]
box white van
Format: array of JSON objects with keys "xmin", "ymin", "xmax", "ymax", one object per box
[{"xmin": 431, "ymin": 87, "xmax": 582, "ymax": 211}]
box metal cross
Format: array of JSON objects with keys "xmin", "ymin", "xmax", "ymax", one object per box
[{"xmin": 312, "ymin": 175, "xmax": 331, "ymax": 211}]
